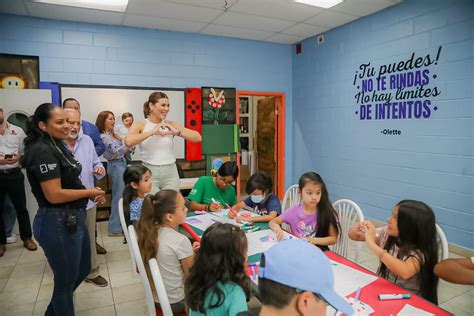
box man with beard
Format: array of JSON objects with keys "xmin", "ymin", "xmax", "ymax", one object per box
[
  {"xmin": 64, "ymin": 109, "xmax": 109, "ymax": 287},
  {"xmin": 63, "ymin": 98, "xmax": 107, "ymax": 254}
]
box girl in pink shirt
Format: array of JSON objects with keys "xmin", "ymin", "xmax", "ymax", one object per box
[{"xmin": 270, "ymin": 172, "xmax": 340, "ymax": 251}]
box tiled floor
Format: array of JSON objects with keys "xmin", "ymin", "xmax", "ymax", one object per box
[{"xmin": 0, "ymin": 223, "xmax": 472, "ymax": 315}]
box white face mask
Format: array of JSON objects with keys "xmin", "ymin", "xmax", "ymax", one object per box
[{"xmin": 251, "ymin": 194, "xmax": 264, "ymax": 204}]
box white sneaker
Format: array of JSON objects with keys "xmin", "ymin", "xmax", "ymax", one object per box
[{"xmin": 6, "ymin": 234, "xmax": 17, "ymax": 244}]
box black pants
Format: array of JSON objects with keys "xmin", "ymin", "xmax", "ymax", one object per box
[{"xmin": 0, "ymin": 170, "xmax": 33, "ymax": 244}]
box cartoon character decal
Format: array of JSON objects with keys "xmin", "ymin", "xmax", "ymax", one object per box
[{"xmin": 0, "ymin": 74, "xmax": 28, "ymax": 89}]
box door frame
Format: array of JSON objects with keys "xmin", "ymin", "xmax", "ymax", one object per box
[{"xmin": 236, "ymin": 91, "xmax": 285, "ymax": 200}]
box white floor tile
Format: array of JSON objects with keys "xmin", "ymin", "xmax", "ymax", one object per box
[
  {"xmin": 115, "ymin": 299, "xmax": 148, "ymax": 316},
  {"xmin": 112, "ymin": 283, "xmax": 146, "ymax": 304},
  {"xmin": 75, "ymin": 287, "xmax": 114, "ymax": 312}
]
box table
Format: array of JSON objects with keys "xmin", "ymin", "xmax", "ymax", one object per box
[
  {"xmin": 325, "ymin": 252, "xmax": 451, "ymax": 315},
  {"xmin": 183, "ymin": 211, "xmax": 452, "ymax": 316},
  {"xmin": 185, "ymin": 210, "xmax": 269, "ymax": 263}
]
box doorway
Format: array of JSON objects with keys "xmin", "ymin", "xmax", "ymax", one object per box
[{"xmin": 236, "ymin": 91, "xmax": 285, "ymax": 200}]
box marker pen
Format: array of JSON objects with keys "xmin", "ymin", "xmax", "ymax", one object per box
[
  {"xmin": 247, "ymin": 226, "xmax": 260, "ymax": 233},
  {"xmin": 378, "ymin": 294, "xmax": 411, "ymax": 301},
  {"xmin": 354, "ymin": 287, "xmax": 362, "ymax": 300},
  {"xmin": 248, "ymin": 263, "xmax": 256, "ymax": 280}
]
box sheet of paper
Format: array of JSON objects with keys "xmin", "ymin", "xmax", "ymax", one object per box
[
  {"xmin": 211, "ymin": 208, "xmax": 260, "ymax": 222},
  {"xmin": 326, "ymin": 296, "xmax": 374, "ymax": 315},
  {"xmin": 185, "ymin": 213, "xmax": 226, "ymax": 232},
  {"xmin": 397, "ymin": 304, "xmax": 435, "ymax": 316},
  {"xmin": 330, "ymin": 260, "xmax": 378, "ymax": 297},
  {"xmin": 246, "ymin": 229, "xmax": 297, "ymax": 256}
]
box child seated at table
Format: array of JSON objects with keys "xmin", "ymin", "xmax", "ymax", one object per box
[
  {"xmin": 269, "ymin": 172, "xmax": 340, "ymax": 251},
  {"xmin": 122, "ymin": 164, "xmax": 152, "ymax": 228},
  {"xmin": 185, "ymin": 222, "xmax": 251, "ymax": 315},
  {"xmin": 137, "ymin": 190, "xmax": 198, "ymax": 314},
  {"xmin": 348, "ymin": 200, "xmax": 439, "ymax": 304},
  {"xmin": 238, "ymin": 239, "xmax": 353, "ymax": 316},
  {"xmin": 229, "ymin": 171, "xmax": 281, "ymax": 223},
  {"xmin": 435, "ymin": 257, "xmax": 474, "ymax": 285},
  {"xmin": 188, "ymin": 161, "xmax": 239, "ymax": 212}
]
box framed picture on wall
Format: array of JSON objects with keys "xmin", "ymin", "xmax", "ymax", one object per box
[
  {"xmin": 202, "ymin": 87, "xmax": 236, "ymax": 125},
  {"xmin": 0, "ymin": 53, "xmax": 40, "ymax": 89}
]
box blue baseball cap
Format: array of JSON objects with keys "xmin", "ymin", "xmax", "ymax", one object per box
[{"xmin": 258, "ymin": 239, "xmax": 353, "ymax": 315}]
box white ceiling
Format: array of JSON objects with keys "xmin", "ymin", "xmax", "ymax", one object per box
[{"xmin": 0, "ymin": 0, "xmax": 401, "ymax": 44}]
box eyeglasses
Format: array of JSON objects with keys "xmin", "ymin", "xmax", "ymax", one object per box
[{"xmin": 217, "ymin": 176, "xmax": 234, "ymax": 186}]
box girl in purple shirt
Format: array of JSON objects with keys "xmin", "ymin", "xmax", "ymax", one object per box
[{"xmin": 269, "ymin": 172, "xmax": 340, "ymax": 251}]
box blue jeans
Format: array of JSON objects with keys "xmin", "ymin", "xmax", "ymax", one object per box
[
  {"xmin": 33, "ymin": 207, "xmax": 90, "ymax": 316},
  {"xmin": 2, "ymin": 194, "xmax": 16, "ymax": 237},
  {"xmin": 107, "ymin": 158, "xmax": 126, "ymax": 233}
]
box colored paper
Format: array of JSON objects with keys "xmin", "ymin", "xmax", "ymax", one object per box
[
  {"xmin": 185, "ymin": 213, "xmax": 226, "ymax": 232},
  {"xmin": 202, "ymin": 124, "xmax": 238, "ymax": 154}
]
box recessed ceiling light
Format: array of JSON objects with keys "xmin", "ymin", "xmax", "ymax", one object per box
[
  {"xmin": 31, "ymin": 0, "xmax": 129, "ymax": 12},
  {"xmin": 293, "ymin": 0, "xmax": 343, "ymax": 9}
]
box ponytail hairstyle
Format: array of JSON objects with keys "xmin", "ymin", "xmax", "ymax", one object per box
[
  {"xmin": 185, "ymin": 222, "xmax": 251, "ymax": 312},
  {"xmin": 24, "ymin": 103, "xmax": 57, "ymax": 147},
  {"xmin": 95, "ymin": 110, "xmax": 114, "ymax": 134},
  {"xmin": 298, "ymin": 172, "xmax": 340, "ymax": 239},
  {"xmin": 143, "ymin": 92, "xmax": 169, "ymax": 118},
  {"xmin": 136, "ymin": 189, "xmax": 179, "ymax": 294},
  {"xmin": 378, "ymin": 200, "xmax": 439, "ymax": 304},
  {"xmin": 216, "ymin": 161, "xmax": 239, "ymax": 180},
  {"xmin": 122, "ymin": 164, "xmax": 151, "ymax": 220}
]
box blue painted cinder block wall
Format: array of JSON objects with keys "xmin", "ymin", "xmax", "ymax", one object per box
[
  {"xmin": 292, "ymin": 0, "xmax": 473, "ymax": 249},
  {"xmin": 0, "ymin": 12, "xmax": 294, "ymax": 187}
]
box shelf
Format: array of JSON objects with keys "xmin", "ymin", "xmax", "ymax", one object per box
[
  {"xmin": 240, "ymin": 113, "xmax": 249, "ymax": 117},
  {"xmin": 240, "ymin": 133, "xmax": 249, "ymax": 136}
]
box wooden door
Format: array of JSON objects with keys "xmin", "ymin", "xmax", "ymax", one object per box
[{"xmin": 256, "ymin": 97, "xmax": 277, "ymax": 190}]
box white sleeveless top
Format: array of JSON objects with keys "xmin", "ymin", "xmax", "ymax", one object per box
[{"xmin": 139, "ymin": 119, "xmax": 175, "ymax": 165}]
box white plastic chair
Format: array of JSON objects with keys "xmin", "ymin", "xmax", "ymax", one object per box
[
  {"xmin": 119, "ymin": 198, "xmax": 139, "ymax": 278},
  {"xmin": 128, "ymin": 225, "xmax": 157, "ymax": 316},
  {"xmin": 281, "ymin": 184, "xmax": 301, "ymax": 232},
  {"xmin": 436, "ymin": 224, "xmax": 449, "ymax": 260},
  {"xmin": 149, "ymin": 258, "xmax": 173, "ymax": 316},
  {"xmin": 330, "ymin": 199, "xmax": 365, "ymax": 263},
  {"xmin": 281, "ymin": 184, "xmax": 300, "ymax": 212}
]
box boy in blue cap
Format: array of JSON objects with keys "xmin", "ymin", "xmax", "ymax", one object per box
[{"xmin": 240, "ymin": 239, "xmax": 353, "ymax": 316}]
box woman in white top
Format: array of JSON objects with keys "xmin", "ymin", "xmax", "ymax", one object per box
[{"xmin": 125, "ymin": 92, "xmax": 201, "ymax": 193}]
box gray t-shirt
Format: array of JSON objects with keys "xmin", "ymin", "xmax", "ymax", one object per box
[
  {"xmin": 156, "ymin": 227, "xmax": 193, "ymax": 303},
  {"xmin": 376, "ymin": 226, "xmax": 422, "ymax": 294}
]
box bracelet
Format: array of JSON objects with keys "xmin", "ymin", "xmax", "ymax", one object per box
[
  {"xmin": 378, "ymin": 249, "xmax": 387, "ymax": 260},
  {"xmin": 205, "ymin": 204, "xmax": 209, "ymax": 211},
  {"xmin": 176, "ymin": 130, "xmax": 182, "ymax": 137}
]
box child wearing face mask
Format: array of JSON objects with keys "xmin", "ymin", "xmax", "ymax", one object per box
[{"xmin": 229, "ymin": 171, "xmax": 281, "ymax": 223}]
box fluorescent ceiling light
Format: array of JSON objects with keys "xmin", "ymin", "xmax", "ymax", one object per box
[
  {"xmin": 31, "ymin": 0, "xmax": 129, "ymax": 12},
  {"xmin": 294, "ymin": 0, "xmax": 343, "ymax": 9}
]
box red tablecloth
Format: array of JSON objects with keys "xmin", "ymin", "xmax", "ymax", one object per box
[{"xmin": 246, "ymin": 252, "xmax": 451, "ymax": 315}]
